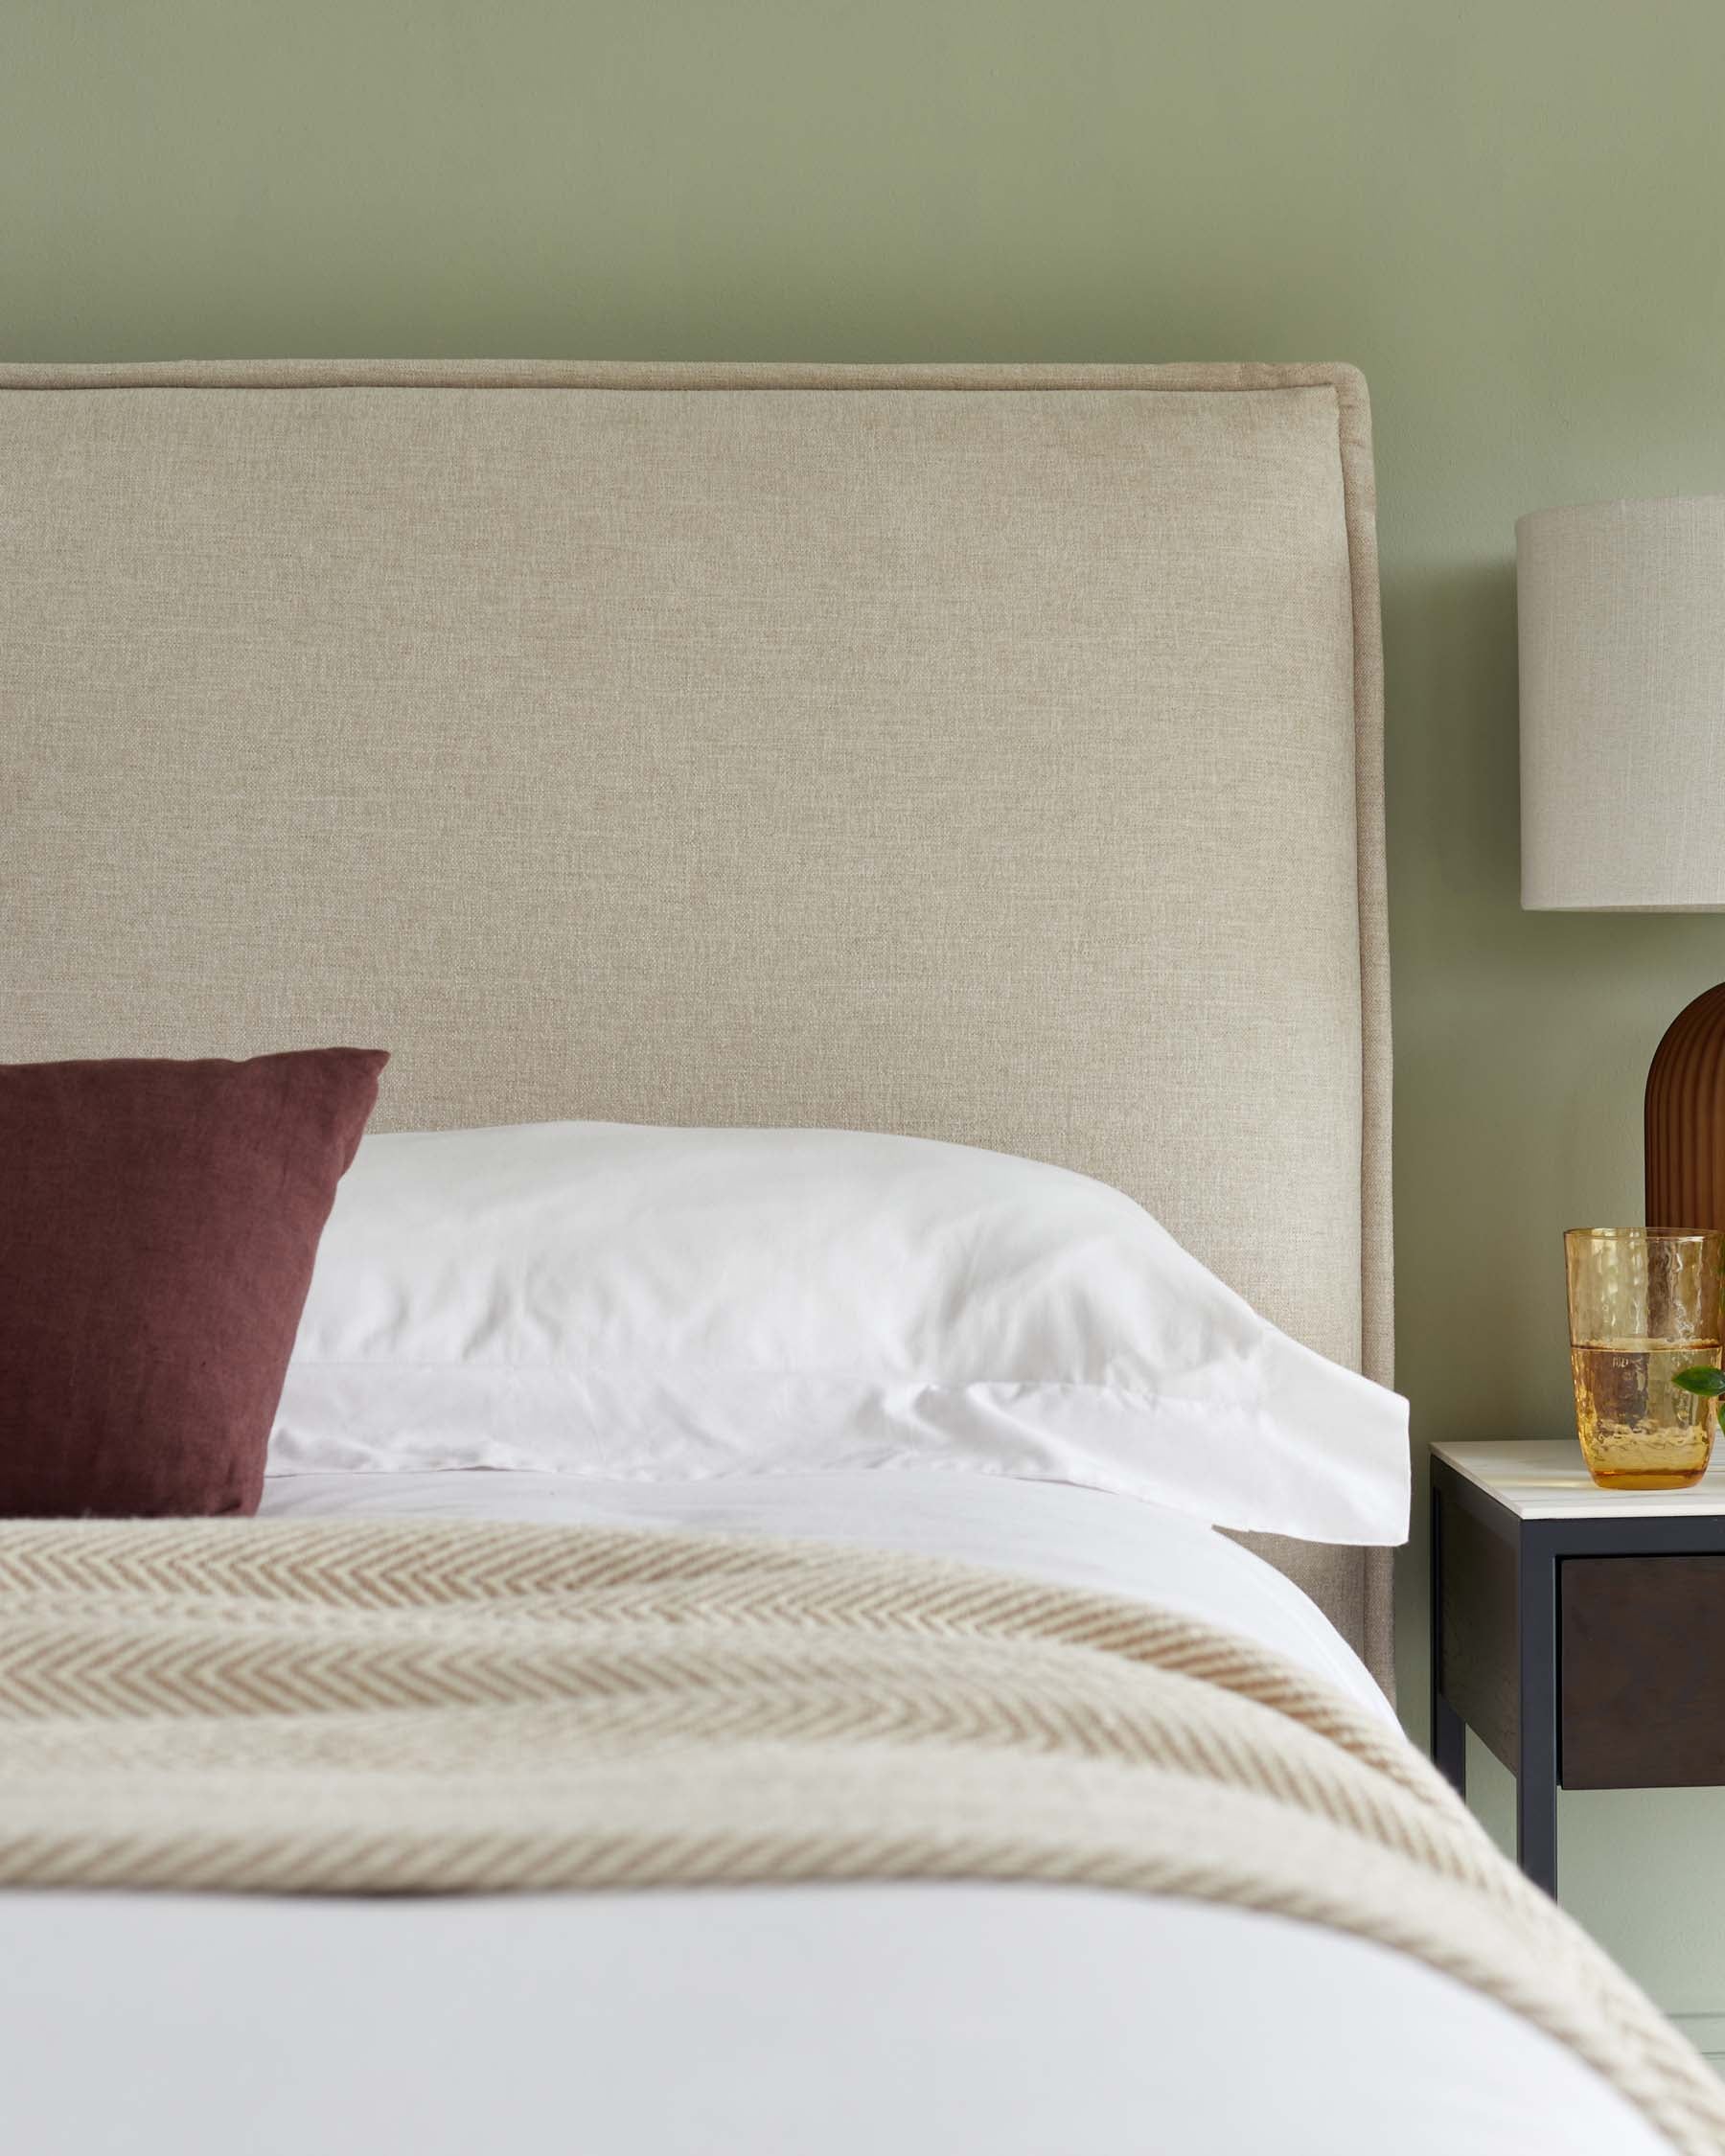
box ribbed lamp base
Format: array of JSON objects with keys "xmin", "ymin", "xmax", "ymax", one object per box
[{"xmin": 1645, "ymin": 983, "xmax": 1725, "ymax": 1230}]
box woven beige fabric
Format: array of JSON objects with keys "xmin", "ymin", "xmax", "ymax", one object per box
[
  {"xmin": 0, "ymin": 362, "xmax": 1392, "ymax": 1685},
  {"xmin": 0, "ymin": 1517, "xmax": 1713, "ymax": 2153}
]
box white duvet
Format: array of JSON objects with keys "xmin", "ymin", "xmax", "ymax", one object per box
[{"xmin": 3, "ymin": 1470, "xmax": 1672, "ymax": 2156}]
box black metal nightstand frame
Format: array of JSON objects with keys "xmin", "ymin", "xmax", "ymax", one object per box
[{"xmin": 1430, "ymin": 1452, "xmax": 1725, "ymax": 1897}]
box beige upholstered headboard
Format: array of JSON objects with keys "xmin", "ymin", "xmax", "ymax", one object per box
[{"xmin": 0, "ymin": 360, "xmax": 1395, "ymax": 1690}]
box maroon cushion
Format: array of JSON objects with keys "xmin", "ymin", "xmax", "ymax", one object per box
[{"xmin": 0, "ymin": 1047, "xmax": 386, "ymax": 1518}]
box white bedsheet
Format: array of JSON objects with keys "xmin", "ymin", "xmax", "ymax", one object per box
[
  {"xmin": 260, "ymin": 1466, "xmax": 1393, "ymax": 1718},
  {"xmin": 3, "ymin": 1470, "xmax": 1674, "ymax": 2155}
]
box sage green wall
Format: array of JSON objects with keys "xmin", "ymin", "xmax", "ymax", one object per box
[{"xmin": 8, "ymin": 0, "xmax": 1725, "ymax": 2013}]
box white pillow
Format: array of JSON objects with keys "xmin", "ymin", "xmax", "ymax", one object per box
[{"xmin": 272, "ymin": 1121, "xmax": 1409, "ymax": 1543}]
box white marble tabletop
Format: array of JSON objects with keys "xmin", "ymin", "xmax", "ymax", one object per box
[{"xmin": 1431, "ymin": 1438, "xmax": 1725, "ymax": 1520}]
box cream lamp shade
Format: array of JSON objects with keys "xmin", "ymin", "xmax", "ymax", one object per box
[
  {"xmin": 1518, "ymin": 494, "xmax": 1725, "ymax": 910},
  {"xmin": 1519, "ymin": 493, "xmax": 1725, "ymax": 1231}
]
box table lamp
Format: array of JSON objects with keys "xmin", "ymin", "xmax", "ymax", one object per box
[{"xmin": 1518, "ymin": 494, "xmax": 1725, "ymax": 1227}]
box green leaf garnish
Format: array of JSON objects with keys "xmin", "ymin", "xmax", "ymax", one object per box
[{"xmin": 1672, "ymin": 1365, "xmax": 1725, "ymax": 1398}]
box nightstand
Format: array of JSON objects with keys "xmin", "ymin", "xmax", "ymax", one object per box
[{"xmin": 1431, "ymin": 1439, "xmax": 1725, "ymax": 1896}]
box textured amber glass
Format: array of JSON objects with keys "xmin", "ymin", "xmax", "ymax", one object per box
[{"xmin": 1565, "ymin": 1228, "xmax": 1724, "ymax": 1490}]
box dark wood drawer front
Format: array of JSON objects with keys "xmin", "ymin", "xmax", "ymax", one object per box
[{"xmin": 1561, "ymin": 1554, "xmax": 1725, "ymax": 1789}]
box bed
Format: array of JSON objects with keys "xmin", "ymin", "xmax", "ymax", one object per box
[{"xmin": 0, "ymin": 360, "xmax": 1713, "ymax": 2154}]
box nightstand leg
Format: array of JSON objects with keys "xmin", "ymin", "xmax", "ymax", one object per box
[
  {"xmin": 1432, "ymin": 1694, "xmax": 1467, "ymax": 1799},
  {"xmin": 1516, "ymin": 1528, "xmax": 1560, "ymax": 1896},
  {"xmin": 1429, "ymin": 1482, "xmax": 1467, "ymax": 1798}
]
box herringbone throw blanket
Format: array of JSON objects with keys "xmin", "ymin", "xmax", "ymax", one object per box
[{"xmin": 2, "ymin": 1520, "xmax": 1719, "ymax": 2153}]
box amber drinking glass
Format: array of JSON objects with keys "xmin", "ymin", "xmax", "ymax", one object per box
[{"xmin": 1565, "ymin": 1227, "xmax": 1725, "ymax": 1490}]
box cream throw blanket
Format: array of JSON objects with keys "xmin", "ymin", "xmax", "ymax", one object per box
[{"xmin": 2, "ymin": 1517, "xmax": 1720, "ymax": 2154}]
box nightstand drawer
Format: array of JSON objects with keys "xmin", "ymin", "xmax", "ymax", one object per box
[{"xmin": 1561, "ymin": 1554, "xmax": 1725, "ymax": 1789}]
